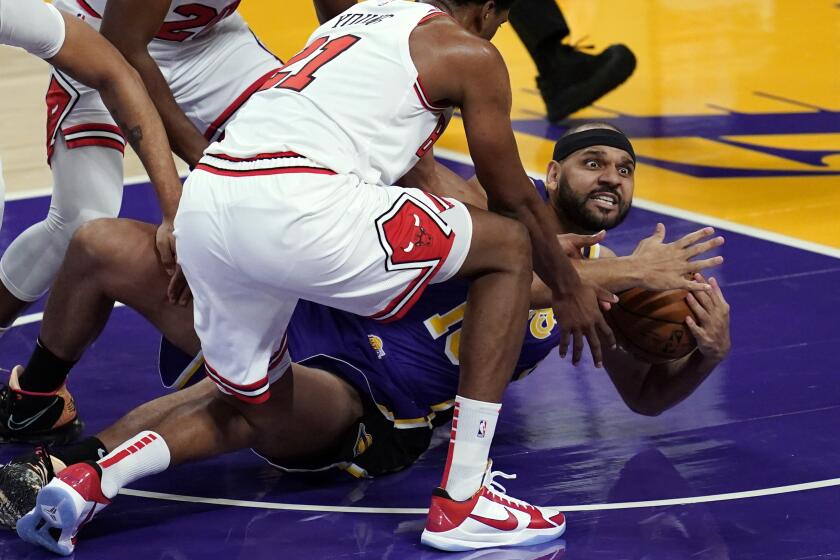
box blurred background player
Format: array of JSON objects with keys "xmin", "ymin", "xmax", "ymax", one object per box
[
  {"xmin": 509, "ymin": 0, "xmax": 636, "ymax": 122},
  {"xmin": 2, "ymin": 124, "xmax": 730, "ymax": 554},
  {"xmin": 0, "ymin": 0, "xmax": 183, "ymax": 333},
  {"xmin": 0, "ymin": 0, "xmax": 355, "ymax": 441}
]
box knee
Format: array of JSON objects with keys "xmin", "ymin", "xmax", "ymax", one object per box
[
  {"xmin": 499, "ymin": 219, "xmax": 532, "ymax": 276},
  {"xmin": 66, "ymin": 218, "xmax": 121, "ymax": 270}
]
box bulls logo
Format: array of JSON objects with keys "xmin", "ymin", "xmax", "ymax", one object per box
[
  {"xmin": 371, "ymin": 193, "xmax": 456, "ymax": 322},
  {"xmin": 375, "ymin": 193, "xmax": 454, "ymax": 268}
]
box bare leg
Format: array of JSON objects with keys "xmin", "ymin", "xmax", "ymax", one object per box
[
  {"xmin": 453, "ymin": 207, "xmax": 532, "ymax": 402},
  {"xmin": 99, "ymin": 365, "xmax": 363, "ymax": 466},
  {"xmin": 39, "ymin": 218, "xmax": 198, "ymax": 361}
]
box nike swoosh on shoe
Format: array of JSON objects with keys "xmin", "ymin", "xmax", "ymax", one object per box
[
  {"xmin": 468, "ymin": 508, "xmax": 519, "ymax": 531},
  {"xmin": 6, "ymin": 399, "xmax": 60, "ymax": 431}
]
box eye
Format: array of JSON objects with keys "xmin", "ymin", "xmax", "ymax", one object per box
[
  {"xmin": 585, "ymin": 159, "xmax": 600, "ymax": 169},
  {"xmin": 619, "ymin": 166, "xmax": 632, "ymax": 176}
]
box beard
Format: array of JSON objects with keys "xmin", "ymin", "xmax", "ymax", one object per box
[{"xmin": 553, "ymin": 176, "xmax": 631, "ymax": 232}]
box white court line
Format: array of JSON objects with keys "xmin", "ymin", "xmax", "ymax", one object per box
[
  {"xmin": 6, "ymin": 154, "xmax": 840, "ymax": 259},
  {"xmin": 4, "ymin": 174, "xmax": 157, "ymax": 202},
  {"xmin": 434, "ymin": 147, "xmax": 840, "ymax": 260},
  {"xmin": 9, "ymin": 303, "xmax": 124, "ymax": 329},
  {"xmin": 120, "ymin": 475, "xmax": 840, "ymax": 515}
]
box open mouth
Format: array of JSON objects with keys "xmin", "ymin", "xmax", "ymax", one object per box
[{"xmin": 589, "ymin": 192, "xmax": 619, "ymax": 210}]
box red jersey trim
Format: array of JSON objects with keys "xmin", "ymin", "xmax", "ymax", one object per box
[
  {"xmin": 194, "ymin": 163, "xmax": 337, "ymax": 177},
  {"xmin": 76, "ymin": 0, "xmax": 101, "ymax": 18},
  {"xmin": 204, "ymin": 66, "xmax": 283, "ymax": 142}
]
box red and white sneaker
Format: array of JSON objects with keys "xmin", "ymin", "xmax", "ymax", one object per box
[
  {"xmin": 16, "ymin": 462, "xmax": 110, "ymax": 556},
  {"xmin": 421, "ymin": 462, "xmax": 566, "ymax": 551}
]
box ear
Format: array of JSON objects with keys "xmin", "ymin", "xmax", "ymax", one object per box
[
  {"xmin": 546, "ymin": 160, "xmax": 562, "ymax": 187},
  {"xmin": 482, "ymin": 1, "xmax": 496, "ymax": 20}
]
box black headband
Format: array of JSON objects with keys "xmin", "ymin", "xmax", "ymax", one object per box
[{"xmin": 553, "ymin": 129, "xmax": 636, "ymax": 163}]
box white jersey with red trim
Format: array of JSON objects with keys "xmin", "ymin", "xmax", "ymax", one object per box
[
  {"xmin": 53, "ymin": 0, "xmax": 241, "ymax": 45},
  {"xmin": 0, "ymin": 0, "xmax": 66, "ymax": 59},
  {"xmin": 209, "ymin": 0, "xmax": 453, "ymax": 186}
]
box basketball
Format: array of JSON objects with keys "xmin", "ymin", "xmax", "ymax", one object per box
[{"xmin": 608, "ymin": 288, "xmax": 698, "ymax": 364}]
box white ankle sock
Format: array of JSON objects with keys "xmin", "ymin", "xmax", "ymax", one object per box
[
  {"xmin": 96, "ymin": 431, "xmax": 171, "ymax": 499},
  {"xmin": 440, "ymin": 395, "xmax": 501, "ymax": 501}
]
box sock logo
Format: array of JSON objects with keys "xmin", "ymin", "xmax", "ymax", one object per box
[{"xmin": 477, "ymin": 419, "xmax": 487, "ymax": 438}]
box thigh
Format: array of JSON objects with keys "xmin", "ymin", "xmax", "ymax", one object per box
[
  {"xmin": 82, "ymin": 219, "xmax": 198, "ymax": 354},
  {"xmin": 248, "ymin": 363, "xmax": 364, "ymax": 463}
]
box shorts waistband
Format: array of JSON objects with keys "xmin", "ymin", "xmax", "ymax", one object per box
[{"xmin": 195, "ymin": 151, "xmax": 336, "ymax": 177}]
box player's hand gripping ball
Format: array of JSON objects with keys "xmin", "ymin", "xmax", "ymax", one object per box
[{"xmin": 608, "ymin": 287, "xmax": 698, "ymax": 363}]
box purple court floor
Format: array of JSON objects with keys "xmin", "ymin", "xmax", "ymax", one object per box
[{"xmin": 1, "ymin": 155, "xmax": 839, "ymax": 559}]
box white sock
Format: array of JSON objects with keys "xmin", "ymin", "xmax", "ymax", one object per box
[
  {"xmin": 440, "ymin": 395, "xmax": 501, "ymax": 501},
  {"xmin": 96, "ymin": 431, "xmax": 171, "ymax": 499}
]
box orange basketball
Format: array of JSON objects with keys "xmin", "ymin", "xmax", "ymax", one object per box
[{"xmin": 608, "ymin": 288, "xmax": 698, "ymax": 364}]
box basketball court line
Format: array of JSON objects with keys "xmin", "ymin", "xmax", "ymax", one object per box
[
  {"xmin": 6, "ymin": 159, "xmax": 840, "ymax": 260},
  {"xmin": 119, "ymin": 475, "xmax": 840, "ymax": 515}
]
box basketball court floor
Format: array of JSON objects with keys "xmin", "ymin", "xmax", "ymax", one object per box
[{"xmin": 0, "ymin": 1, "xmax": 839, "ymax": 558}]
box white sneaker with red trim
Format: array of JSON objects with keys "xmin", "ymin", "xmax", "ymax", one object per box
[
  {"xmin": 421, "ymin": 463, "xmax": 566, "ymax": 551},
  {"xmin": 16, "ymin": 462, "xmax": 110, "ymax": 556}
]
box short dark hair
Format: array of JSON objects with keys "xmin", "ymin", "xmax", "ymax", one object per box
[
  {"xmin": 450, "ymin": 0, "xmax": 516, "ymax": 12},
  {"xmin": 560, "ymin": 121, "xmax": 626, "ymax": 139}
]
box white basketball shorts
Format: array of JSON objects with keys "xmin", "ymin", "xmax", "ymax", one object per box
[{"xmin": 174, "ymin": 152, "xmax": 473, "ymax": 404}]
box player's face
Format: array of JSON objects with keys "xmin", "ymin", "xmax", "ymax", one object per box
[{"xmin": 549, "ymin": 145, "xmax": 635, "ymax": 232}]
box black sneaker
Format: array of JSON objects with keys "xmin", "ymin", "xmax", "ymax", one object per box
[
  {"xmin": 0, "ymin": 366, "xmax": 83, "ymax": 445},
  {"xmin": 0, "ymin": 445, "xmax": 55, "ymax": 530},
  {"xmin": 536, "ymin": 42, "xmax": 636, "ymax": 122}
]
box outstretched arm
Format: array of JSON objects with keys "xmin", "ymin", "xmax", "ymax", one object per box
[{"xmin": 416, "ymin": 30, "xmax": 616, "ymax": 366}]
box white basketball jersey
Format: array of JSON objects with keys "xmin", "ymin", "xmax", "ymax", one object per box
[
  {"xmin": 210, "ymin": 0, "xmax": 454, "ymax": 186},
  {"xmin": 53, "ymin": 0, "xmax": 241, "ymax": 43}
]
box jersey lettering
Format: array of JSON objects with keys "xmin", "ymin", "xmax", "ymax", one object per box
[
  {"xmin": 424, "ymin": 302, "xmax": 466, "ymax": 365},
  {"xmin": 155, "ymin": 1, "xmax": 241, "ymax": 42},
  {"xmin": 259, "ymin": 35, "xmax": 361, "ymax": 93},
  {"xmin": 331, "ymin": 13, "xmax": 394, "ymax": 28}
]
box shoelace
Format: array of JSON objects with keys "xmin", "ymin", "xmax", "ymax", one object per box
[
  {"xmin": 484, "ymin": 470, "xmax": 535, "ymax": 511},
  {"xmin": 568, "ymin": 35, "xmax": 595, "ymax": 52}
]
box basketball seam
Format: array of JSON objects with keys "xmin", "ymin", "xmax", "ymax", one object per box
[{"xmin": 613, "ymin": 301, "xmax": 690, "ymax": 326}]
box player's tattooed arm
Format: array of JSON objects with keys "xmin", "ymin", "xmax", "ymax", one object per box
[
  {"xmin": 314, "ymin": 0, "xmax": 356, "ymax": 23},
  {"xmin": 100, "ymin": 0, "xmax": 209, "ymax": 168}
]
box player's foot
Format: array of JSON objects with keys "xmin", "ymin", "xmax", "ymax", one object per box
[
  {"xmin": 0, "ymin": 445, "xmax": 55, "ymax": 530},
  {"xmin": 421, "ymin": 463, "xmax": 566, "ymax": 551},
  {"xmin": 0, "ymin": 366, "xmax": 83, "ymax": 445},
  {"xmin": 535, "ymin": 42, "xmax": 636, "ymax": 122},
  {"xmin": 17, "ymin": 462, "xmax": 110, "ymax": 556}
]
